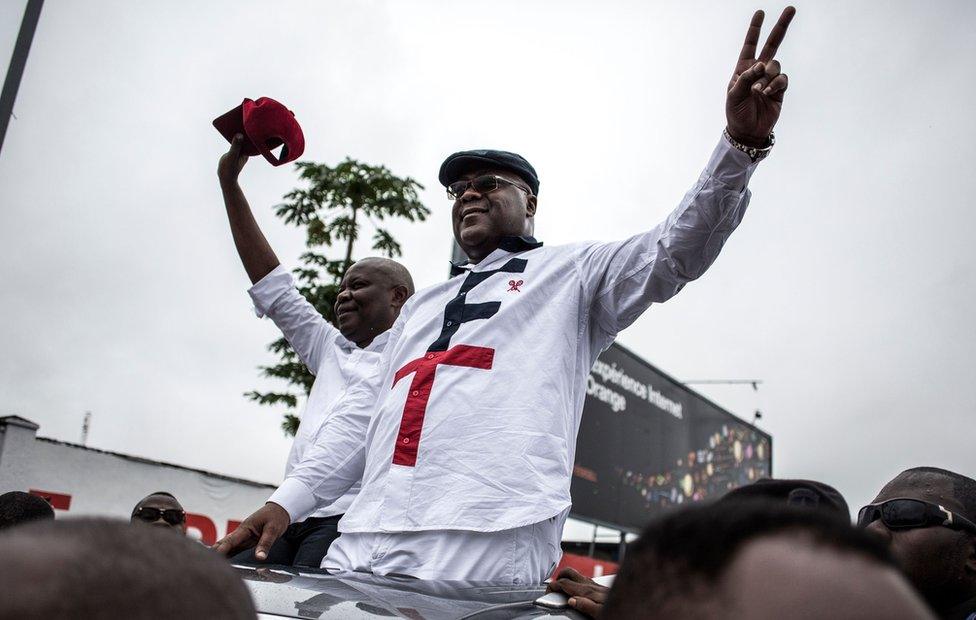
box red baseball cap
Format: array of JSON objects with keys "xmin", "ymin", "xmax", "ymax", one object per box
[{"xmin": 213, "ymin": 97, "xmax": 305, "ymax": 166}]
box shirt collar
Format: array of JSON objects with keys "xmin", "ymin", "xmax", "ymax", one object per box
[
  {"xmin": 450, "ymin": 235, "xmax": 543, "ymax": 276},
  {"xmin": 337, "ymin": 328, "xmax": 391, "ymax": 353}
]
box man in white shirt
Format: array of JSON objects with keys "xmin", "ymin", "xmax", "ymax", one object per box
[
  {"xmin": 215, "ymin": 7, "xmax": 795, "ymax": 583},
  {"xmin": 217, "ymin": 135, "xmax": 414, "ymax": 567}
]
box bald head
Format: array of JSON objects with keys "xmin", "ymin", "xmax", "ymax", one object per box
[
  {"xmin": 603, "ymin": 500, "xmax": 933, "ymax": 619},
  {"xmin": 723, "ymin": 531, "xmax": 934, "ymax": 619},
  {"xmin": 886, "ymin": 468, "xmax": 976, "ymax": 519},
  {"xmin": 335, "ymin": 257, "xmax": 414, "ymax": 347},
  {"xmin": 131, "ymin": 492, "xmax": 186, "ymax": 533},
  {"xmin": 353, "ymin": 257, "xmax": 415, "ymax": 296},
  {"xmin": 134, "ymin": 492, "xmax": 183, "ymax": 509},
  {"xmin": 0, "ymin": 492, "xmax": 54, "ymax": 530},
  {"xmin": 866, "ymin": 467, "xmax": 976, "ymax": 613},
  {"xmin": 0, "ymin": 518, "xmax": 255, "ymax": 619}
]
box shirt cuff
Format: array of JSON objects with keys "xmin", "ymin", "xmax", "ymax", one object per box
[
  {"xmin": 268, "ymin": 477, "xmax": 318, "ymax": 523},
  {"xmin": 247, "ymin": 265, "xmax": 293, "ymax": 318},
  {"xmin": 705, "ymin": 134, "xmax": 761, "ymax": 192}
]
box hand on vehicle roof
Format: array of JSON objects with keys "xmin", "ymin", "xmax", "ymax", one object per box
[
  {"xmin": 212, "ymin": 502, "xmax": 289, "ymax": 560},
  {"xmin": 546, "ymin": 567, "xmax": 608, "ymax": 618}
]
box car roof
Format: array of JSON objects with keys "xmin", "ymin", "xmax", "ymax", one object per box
[{"xmin": 236, "ymin": 564, "xmax": 586, "ymax": 620}]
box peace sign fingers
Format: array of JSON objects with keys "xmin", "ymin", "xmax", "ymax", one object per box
[
  {"xmin": 737, "ymin": 7, "xmax": 795, "ymax": 66},
  {"xmin": 726, "ymin": 7, "xmax": 797, "ymax": 147},
  {"xmin": 738, "ymin": 10, "xmax": 766, "ymax": 62},
  {"xmin": 757, "ymin": 6, "xmax": 796, "ymax": 63}
]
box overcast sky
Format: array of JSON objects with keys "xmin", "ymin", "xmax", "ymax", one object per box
[{"xmin": 1, "ymin": 0, "xmax": 974, "ymax": 530}]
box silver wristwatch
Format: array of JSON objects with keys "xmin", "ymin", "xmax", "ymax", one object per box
[{"xmin": 724, "ymin": 128, "xmax": 775, "ymax": 163}]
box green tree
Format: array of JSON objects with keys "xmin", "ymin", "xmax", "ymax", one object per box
[{"xmin": 245, "ymin": 158, "xmax": 430, "ymax": 436}]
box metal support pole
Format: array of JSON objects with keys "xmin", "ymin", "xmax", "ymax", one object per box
[
  {"xmin": 618, "ymin": 530, "xmax": 627, "ymax": 563},
  {"xmin": 80, "ymin": 411, "xmax": 91, "ymax": 446},
  {"xmin": 0, "ymin": 0, "xmax": 44, "ymax": 157}
]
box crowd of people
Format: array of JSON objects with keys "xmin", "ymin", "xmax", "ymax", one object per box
[
  {"xmin": 0, "ymin": 493, "xmax": 255, "ymax": 619},
  {"xmin": 1, "ymin": 468, "xmax": 974, "ymax": 618},
  {"xmin": 2, "ymin": 5, "xmax": 974, "ymax": 619},
  {"xmin": 547, "ymin": 470, "xmax": 976, "ymax": 619}
]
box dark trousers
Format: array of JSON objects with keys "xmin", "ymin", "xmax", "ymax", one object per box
[{"xmin": 231, "ymin": 514, "xmax": 342, "ymax": 569}]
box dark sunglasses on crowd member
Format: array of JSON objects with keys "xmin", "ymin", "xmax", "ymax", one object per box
[
  {"xmin": 857, "ymin": 498, "xmax": 976, "ymax": 533},
  {"xmin": 447, "ymin": 175, "xmax": 531, "ymax": 200},
  {"xmin": 131, "ymin": 506, "xmax": 186, "ymax": 526}
]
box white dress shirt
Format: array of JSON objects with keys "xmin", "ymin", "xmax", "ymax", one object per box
[
  {"xmin": 249, "ymin": 266, "xmax": 389, "ymax": 518},
  {"xmin": 270, "ymin": 135, "xmax": 760, "ymax": 532}
]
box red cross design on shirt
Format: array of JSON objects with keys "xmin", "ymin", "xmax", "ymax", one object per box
[
  {"xmin": 507, "ymin": 279, "xmax": 523, "ymax": 292},
  {"xmin": 389, "ymin": 257, "xmax": 525, "ymax": 467},
  {"xmin": 391, "ymin": 344, "xmax": 494, "ymax": 466}
]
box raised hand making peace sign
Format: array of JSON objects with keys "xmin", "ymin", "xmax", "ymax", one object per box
[{"xmin": 726, "ymin": 7, "xmax": 796, "ymax": 147}]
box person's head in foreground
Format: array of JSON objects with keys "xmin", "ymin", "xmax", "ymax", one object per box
[
  {"xmin": 130, "ymin": 491, "xmax": 186, "ymax": 533},
  {"xmin": 860, "ymin": 467, "xmax": 976, "ymax": 618},
  {"xmin": 439, "ymin": 149, "xmax": 539, "ymax": 264},
  {"xmin": 0, "ymin": 517, "xmax": 255, "ymax": 619},
  {"xmin": 549, "ymin": 478, "xmax": 854, "ymax": 617},
  {"xmin": 334, "ymin": 257, "xmax": 414, "ymax": 348},
  {"xmin": 720, "ymin": 477, "xmax": 850, "ymax": 520},
  {"xmin": 0, "ymin": 491, "xmax": 55, "ymax": 530},
  {"xmin": 602, "ymin": 499, "xmax": 934, "ymax": 619}
]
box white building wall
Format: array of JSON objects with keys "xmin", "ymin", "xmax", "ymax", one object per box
[
  {"xmin": 0, "ymin": 416, "xmax": 621, "ymax": 553},
  {"xmin": 0, "ymin": 416, "xmax": 274, "ymax": 544}
]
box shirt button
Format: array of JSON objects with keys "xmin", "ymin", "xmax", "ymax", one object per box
[
  {"xmin": 446, "ymin": 321, "xmax": 453, "ymax": 327},
  {"xmin": 426, "ymin": 353, "xmax": 434, "ymax": 360},
  {"xmin": 403, "ymin": 438, "xmax": 410, "ymax": 444},
  {"xmin": 412, "ymin": 390, "xmax": 419, "ymax": 396}
]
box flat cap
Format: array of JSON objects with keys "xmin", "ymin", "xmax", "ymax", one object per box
[
  {"xmin": 439, "ymin": 149, "xmax": 539, "ymax": 195},
  {"xmin": 719, "ymin": 478, "xmax": 850, "ymax": 520}
]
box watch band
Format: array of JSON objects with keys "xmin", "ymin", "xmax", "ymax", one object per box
[{"xmin": 724, "ymin": 128, "xmax": 775, "ymax": 163}]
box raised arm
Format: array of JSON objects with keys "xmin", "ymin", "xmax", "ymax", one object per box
[
  {"xmin": 219, "ymin": 134, "xmax": 337, "ymax": 371},
  {"xmin": 218, "ymin": 133, "xmax": 281, "ymax": 285},
  {"xmin": 726, "ymin": 7, "xmax": 795, "ymax": 147},
  {"xmin": 248, "ymin": 267, "xmax": 337, "ymax": 375},
  {"xmin": 581, "ymin": 7, "xmax": 795, "ymax": 347},
  {"xmin": 580, "ymin": 134, "xmax": 757, "ymax": 345}
]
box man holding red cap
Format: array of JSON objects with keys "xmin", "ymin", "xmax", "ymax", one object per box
[
  {"xmin": 216, "ymin": 7, "xmax": 796, "ymax": 583},
  {"xmin": 216, "ymin": 133, "xmax": 414, "ymax": 568}
]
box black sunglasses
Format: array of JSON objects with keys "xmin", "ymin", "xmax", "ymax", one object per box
[
  {"xmin": 857, "ymin": 498, "xmax": 976, "ymax": 533},
  {"xmin": 131, "ymin": 506, "xmax": 186, "ymax": 526},
  {"xmin": 447, "ymin": 175, "xmax": 531, "ymax": 200}
]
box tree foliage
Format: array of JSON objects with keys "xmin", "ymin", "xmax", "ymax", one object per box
[{"xmin": 245, "ymin": 158, "xmax": 430, "ymax": 436}]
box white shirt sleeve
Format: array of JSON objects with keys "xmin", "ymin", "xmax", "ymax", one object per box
[
  {"xmin": 268, "ymin": 388, "xmax": 372, "ymax": 522},
  {"xmin": 267, "ymin": 312, "xmax": 405, "ymax": 522},
  {"xmin": 578, "ymin": 135, "xmax": 760, "ymax": 346},
  {"xmin": 248, "ymin": 265, "xmax": 339, "ymax": 375}
]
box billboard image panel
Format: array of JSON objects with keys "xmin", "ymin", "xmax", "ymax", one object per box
[{"xmin": 571, "ymin": 343, "xmax": 772, "ymax": 532}]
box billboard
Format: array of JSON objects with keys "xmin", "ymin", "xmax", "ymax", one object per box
[{"xmin": 571, "ymin": 343, "xmax": 772, "ymax": 533}]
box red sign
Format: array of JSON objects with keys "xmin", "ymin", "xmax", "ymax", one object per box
[
  {"xmin": 29, "ymin": 488, "xmax": 71, "ymax": 510},
  {"xmin": 24, "ymin": 489, "xmax": 242, "ymax": 546},
  {"xmin": 552, "ymin": 552, "xmax": 618, "ymax": 579}
]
